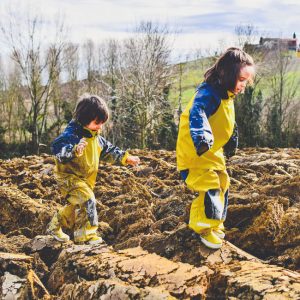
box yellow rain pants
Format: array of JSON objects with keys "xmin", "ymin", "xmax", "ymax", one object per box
[
  {"xmin": 55, "ymin": 175, "xmax": 98, "ymax": 243},
  {"xmin": 176, "ymin": 84, "xmax": 235, "ymax": 235},
  {"xmin": 185, "ymin": 168, "xmax": 229, "ymax": 233}
]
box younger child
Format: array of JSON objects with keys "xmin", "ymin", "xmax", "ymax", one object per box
[
  {"xmin": 176, "ymin": 48, "xmax": 255, "ymax": 249},
  {"xmin": 47, "ymin": 94, "xmax": 140, "ymax": 244}
]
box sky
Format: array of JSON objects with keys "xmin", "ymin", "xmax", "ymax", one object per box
[{"xmin": 0, "ymin": 0, "xmax": 299, "ymax": 60}]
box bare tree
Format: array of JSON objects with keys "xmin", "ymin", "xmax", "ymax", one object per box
[
  {"xmin": 264, "ymin": 43, "xmax": 300, "ymax": 146},
  {"xmin": 82, "ymin": 39, "xmax": 98, "ymax": 93},
  {"xmin": 5, "ymin": 65, "xmax": 23, "ymax": 143},
  {"xmin": 117, "ymin": 21, "xmax": 174, "ymax": 148},
  {"xmin": 0, "ymin": 56, "xmax": 8, "ymax": 143},
  {"xmin": 1, "ymin": 11, "xmax": 67, "ymax": 154},
  {"xmin": 59, "ymin": 42, "xmax": 80, "ymax": 128},
  {"xmin": 64, "ymin": 42, "xmax": 79, "ymax": 83},
  {"xmin": 235, "ymin": 24, "xmax": 259, "ymax": 49},
  {"xmin": 96, "ymin": 39, "xmax": 122, "ymax": 143}
]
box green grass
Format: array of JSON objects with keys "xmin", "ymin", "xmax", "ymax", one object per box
[
  {"xmin": 169, "ymin": 58, "xmax": 214, "ymax": 109},
  {"xmin": 169, "ymin": 64, "xmax": 203, "ymax": 108},
  {"xmin": 169, "ymin": 54, "xmax": 300, "ymax": 110},
  {"xmin": 254, "ymin": 68, "xmax": 300, "ymax": 100}
]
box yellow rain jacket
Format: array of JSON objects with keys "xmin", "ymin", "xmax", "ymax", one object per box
[
  {"xmin": 177, "ymin": 82, "xmax": 236, "ymax": 173},
  {"xmin": 51, "ymin": 120, "xmax": 129, "ymax": 204}
]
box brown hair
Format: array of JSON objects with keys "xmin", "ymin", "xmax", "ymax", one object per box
[
  {"xmin": 204, "ymin": 47, "xmax": 255, "ymax": 92},
  {"xmin": 73, "ymin": 94, "xmax": 109, "ymax": 126}
]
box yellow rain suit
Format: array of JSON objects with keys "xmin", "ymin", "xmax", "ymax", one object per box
[
  {"xmin": 176, "ymin": 82, "xmax": 237, "ymax": 234},
  {"xmin": 48, "ymin": 120, "xmax": 129, "ymax": 243}
]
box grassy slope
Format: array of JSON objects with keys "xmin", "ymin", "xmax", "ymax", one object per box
[
  {"xmin": 169, "ymin": 57, "xmax": 215, "ymax": 109},
  {"xmin": 169, "ymin": 55, "xmax": 300, "ymax": 111}
]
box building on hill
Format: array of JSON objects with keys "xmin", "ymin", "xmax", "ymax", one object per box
[{"xmin": 245, "ymin": 33, "xmax": 300, "ymax": 57}]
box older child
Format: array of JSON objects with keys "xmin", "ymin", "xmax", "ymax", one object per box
[
  {"xmin": 47, "ymin": 94, "xmax": 140, "ymax": 244},
  {"xmin": 177, "ymin": 47, "xmax": 255, "ymax": 249}
]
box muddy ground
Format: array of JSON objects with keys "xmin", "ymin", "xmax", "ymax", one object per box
[{"xmin": 0, "ymin": 148, "xmax": 299, "ymax": 299}]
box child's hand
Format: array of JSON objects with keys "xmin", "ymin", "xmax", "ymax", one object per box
[
  {"xmin": 126, "ymin": 155, "xmax": 140, "ymax": 166},
  {"xmin": 76, "ymin": 138, "xmax": 87, "ymax": 157}
]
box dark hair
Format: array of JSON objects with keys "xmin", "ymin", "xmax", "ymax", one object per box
[
  {"xmin": 204, "ymin": 47, "xmax": 255, "ymax": 92},
  {"xmin": 73, "ymin": 94, "xmax": 109, "ymax": 126}
]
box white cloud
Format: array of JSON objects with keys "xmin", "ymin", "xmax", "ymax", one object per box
[{"xmin": 0, "ymin": 0, "xmax": 299, "ymax": 57}]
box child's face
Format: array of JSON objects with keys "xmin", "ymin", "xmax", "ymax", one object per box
[
  {"xmin": 85, "ymin": 119, "xmax": 104, "ymax": 131},
  {"xmin": 233, "ymin": 65, "xmax": 255, "ymax": 95}
]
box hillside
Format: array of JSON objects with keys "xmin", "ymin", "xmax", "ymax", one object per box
[
  {"xmin": 0, "ymin": 148, "xmax": 300, "ymax": 299},
  {"xmin": 169, "ymin": 55, "xmax": 300, "ymax": 111}
]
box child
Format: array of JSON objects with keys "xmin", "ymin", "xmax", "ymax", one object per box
[
  {"xmin": 176, "ymin": 47, "xmax": 255, "ymax": 249},
  {"xmin": 47, "ymin": 94, "xmax": 140, "ymax": 244}
]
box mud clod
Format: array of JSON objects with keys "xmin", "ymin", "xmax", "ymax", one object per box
[{"xmin": 0, "ymin": 148, "xmax": 299, "ymax": 298}]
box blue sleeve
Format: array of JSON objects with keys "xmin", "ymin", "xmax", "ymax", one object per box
[
  {"xmin": 51, "ymin": 124, "xmax": 81, "ymax": 163},
  {"xmin": 98, "ymin": 136, "xmax": 127, "ymax": 164},
  {"xmin": 189, "ymin": 92, "xmax": 219, "ymax": 155}
]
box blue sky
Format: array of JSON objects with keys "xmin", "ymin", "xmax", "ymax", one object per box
[{"xmin": 0, "ymin": 0, "xmax": 299, "ymax": 59}]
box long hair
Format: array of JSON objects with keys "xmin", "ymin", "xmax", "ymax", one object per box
[{"xmin": 204, "ymin": 47, "xmax": 254, "ymax": 92}]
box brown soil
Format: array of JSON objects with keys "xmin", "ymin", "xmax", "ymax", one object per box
[{"xmin": 0, "ymin": 148, "xmax": 299, "ymax": 299}]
